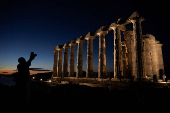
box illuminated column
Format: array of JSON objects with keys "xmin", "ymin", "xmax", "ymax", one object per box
[
  {"xmin": 124, "ymin": 30, "xmax": 136, "ymax": 78},
  {"xmin": 122, "ymin": 41, "xmax": 128, "ymax": 77},
  {"xmin": 130, "ymin": 17, "xmax": 145, "ymax": 79},
  {"xmin": 57, "ymin": 47, "xmax": 63, "ymax": 77},
  {"xmin": 157, "ymin": 42, "xmax": 164, "ymax": 79},
  {"xmin": 149, "ymin": 35, "xmax": 159, "ymax": 77},
  {"xmin": 98, "ymin": 31, "xmax": 107, "ymax": 78},
  {"xmin": 113, "ymin": 26, "xmax": 123, "ymax": 78},
  {"xmin": 69, "ymin": 42, "xmax": 76, "ymax": 77},
  {"xmin": 86, "ymin": 36, "xmax": 95, "ymax": 78},
  {"xmin": 76, "ymin": 39, "xmax": 85, "ymax": 78},
  {"xmin": 113, "ymin": 29, "xmax": 117, "ymax": 78},
  {"xmin": 124, "ymin": 31, "xmax": 132, "ymax": 76},
  {"xmin": 53, "ymin": 49, "xmax": 58, "ymax": 77},
  {"xmin": 143, "ymin": 38, "xmax": 153, "ymax": 77},
  {"xmin": 62, "ymin": 44, "xmax": 69, "ymax": 77}
]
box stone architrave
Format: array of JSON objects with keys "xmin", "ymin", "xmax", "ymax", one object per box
[
  {"xmin": 62, "ymin": 44, "xmax": 69, "ymax": 77},
  {"xmin": 157, "ymin": 43, "xmax": 164, "ymax": 78},
  {"xmin": 98, "ymin": 31, "xmax": 107, "ymax": 78},
  {"xmin": 57, "ymin": 48, "xmax": 63, "ymax": 77},
  {"xmin": 76, "ymin": 39, "xmax": 85, "ymax": 78},
  {"xmin": 53, "ymin": 49, "xmax": 58, "ymax": 77},
  {"xmin": 86, "ymin": 36, "xmax": 95, "ymax": 78},
  {"xmin": 69, "ymin": 42, "xmax": 76, "ymax": 77},
  {"xmin": 130, "ymin": 17, "xmax": 145, "ymax": 79},
  {"xmin": 143, "ymin": 38, "xmax": 153, "ymax": 77}
]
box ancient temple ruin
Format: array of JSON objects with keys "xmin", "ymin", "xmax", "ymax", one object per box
[{"xmin": 52, "ymin": 11, "xmax": 164, "ymax": 82}]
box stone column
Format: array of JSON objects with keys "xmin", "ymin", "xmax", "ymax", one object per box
[
  {"xmin": 122, "ymin": 41, "xmax": 128, "ymax": 77},
  {"xmin": 143, "ymin": 38, "xmax": 153, "ymax": 77},
  {"xmin": 86, "ymin": 36, "xmax": 95, "ymax": 78},
  {"xmin": 76, "ymin": 39, "xmax": 85, "ymax": 78},
  {"xmin": 62, "ymin": 44, "xmax": 69, "ymax": 77},
  {"xmin": 113, "ymin": 29, "xmax": 117, "ymax": 78},
  {"xmin": 124, "ymin": 30, "xmax": 136, "ymax": 78},
  {"xmin": 69, "ymin": 42, "xmax": 76, "ymax": 77},
  {"xmin": 157, "ymin": 43, "xmax": 164, "ymax": 78},
  {"xmin": 130, "ymin": 17, "xmax": 145, "ymax": 79},
  {"xmin": 113, "ymin": 26, "xmax": 122, "ymax": 78},
  {"xmin": 53, "ymin": 50, "xmax": 58, "ymax": 77},
  {"xmin": 98, "ymin": 31, "xmax": 107, "ymax": 78},
  {"xmin": 149, "ymin": 36, "xmax": 159, "ymax": 78},
  {"xmin": 57, "ymin": 48, "xmax": 63, "ymax": 77}
]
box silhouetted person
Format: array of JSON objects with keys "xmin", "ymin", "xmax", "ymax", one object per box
[{"xmin": 15, "ymin": 52, "xmax": 37, "ymax": 107}]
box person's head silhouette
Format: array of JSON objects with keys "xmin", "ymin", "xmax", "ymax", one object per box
[{"xmin": 18, "ymin": 57, "xmax": 26, "ymax": 64}]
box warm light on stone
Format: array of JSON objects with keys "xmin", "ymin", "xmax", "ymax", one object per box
[{"xmin": 51, "ymin": 11, "xmax": 164, "ymax": 82}]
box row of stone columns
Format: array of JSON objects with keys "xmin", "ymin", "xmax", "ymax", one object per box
[
  {"xmin": 52, "ymin": 30, "xmax": 109, "ymax": 78},
  {"xmin": 53, "ymin": 14, "xmax": 164, "ymax": 80}
]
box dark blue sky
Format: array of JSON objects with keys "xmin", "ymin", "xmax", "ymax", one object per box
[{"xmin": 0, "ymin": 0, "xmax": 170, "ymax": 74}]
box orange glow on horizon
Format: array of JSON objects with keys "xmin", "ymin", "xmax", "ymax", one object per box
[{"xmin": 0, "ymin": 69, "xmax": 52, "ymax": 75}]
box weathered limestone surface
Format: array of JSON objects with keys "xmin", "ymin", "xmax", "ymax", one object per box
[
  {"xmin": 124, "ymin": 31, "xmax": 132, "ymax": 76},
  {"xmin": 121, "ymin": 42, "xmax": 128, "ymax": 77},
  {"xmin": 143, "ymin": 37, "xmax": 153, "ymax": 77},
  {"xmin": 62, "ymin": 44, "xmax": 69, "ymax": 77},
  {"xmin": 52, "ymin": 12, "xmax": 164, "ymax": 82},
  {"xmin": 53, "ymin": 50, "xmax": 58, "ymax": 77},
  {"xmin": 69, "ymin": 42, "xmax": 76, "ymax": 77},
  {"xmin": 124, "ymin": 30, "xmax": 137, "ymax": 78},
  {"xmin": 109, "ymin": 23, "xmax": 117, "ymax": 78},
  {"xmin": 57, "ymin": 48, "xmax": 63, "ymax": 77},
  {"xmin": 98, "ymin": 31, "xmax": 107, "ymax": 78},
  {"xmin": 157, "ymin": 43, "xmax": 164, "ymax": 78},
  {"xmin": 76, "ymin": 39, "xmax": 85, "ymax": 78},
  {"xmin": 130, "ymin": 17, "xmax": 144, "ymax": 79},
  {"xmin": 148, "ymin": 35, "xmax": 159, "ymax": 77},
  {"xmin": 86, "ymin": 36, "xmax": 95, "ymax": 78},
  {"xmin": 113, "ymin": 26, "xmax": 123, "ymax": 78}
]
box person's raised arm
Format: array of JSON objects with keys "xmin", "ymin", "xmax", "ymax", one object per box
[{"xmin": 27, "ymin": 52, "xmax": 37, "ymax": 66}]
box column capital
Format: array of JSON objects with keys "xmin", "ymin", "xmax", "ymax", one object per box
[
  {"xmin": 129, "ymin": 17, "xmax": 145, "ymax": 24},
  {"xmin": 110, "ymin": 24, "xmax": 126, "ymax": 31},
  {"xmin": 54, "ymin": 45, "xmax": 63, "ymax": 51},
  {"xmin": 57, "ymin": 48, "xmax": 63, "ymax": 51},
  {"xmin": 76, "ymin": 38, "xmax": 85, "ymax": 43},
  {"xmin": 95, "ymin": 26, "xmax": 108, "ymax": 36},
  {"xmin": 85, "ymin": 32, "xmax": 96, "ymax": 40},
  {"xmin": 54, "ymin": 45, "xmax": 59, "ymax": 51},
  {"xmin": 68, "ymin": 40, "xmax": 77, "ymax": 46},
  {"xmin": 53, "ymin": 49, "xmax": 58, "ymax": 52},
  {"xmin": 63, "ymin": 43, "xmax": 69, "ymax": 49},
  {"xmin": 97, "ymin": 30, "xmax": 108, "ymax": 36}
]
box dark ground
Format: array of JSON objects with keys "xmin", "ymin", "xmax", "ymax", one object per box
[{"xmin": 1, "ymin": 81, "xmax": 170, "ymax": 109}]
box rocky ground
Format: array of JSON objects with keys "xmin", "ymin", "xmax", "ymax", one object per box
[{"xmin": 1, "ymin": 81, "xmax": 170, "ymax": 109}]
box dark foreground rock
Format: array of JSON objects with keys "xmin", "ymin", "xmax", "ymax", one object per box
[{"xmin": 1, "ymin": 81, "xmax": 170, "ymax": 109}]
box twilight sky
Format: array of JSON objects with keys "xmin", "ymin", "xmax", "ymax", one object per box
[{"xmin": 0, "ymin": 0, "xmax": 170, "ymax": 75}]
